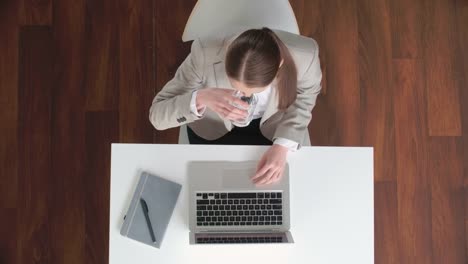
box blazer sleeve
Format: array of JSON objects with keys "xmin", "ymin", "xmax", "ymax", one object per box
[
  {"xmin": 272, "ymin": 39, "xmax": 322, "ymax": 148},
  {"xmin": 149, "ymin": 38, "xmax": 205, "ymax": 130}
]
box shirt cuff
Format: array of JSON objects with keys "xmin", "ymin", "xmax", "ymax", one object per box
[
  {"xmin": 273, "ymin": 137, "xmax": 299, "ymax": 152},
  {"xmin": 190, "ymin": 90, "xmax": 206, "ymax": 117}
]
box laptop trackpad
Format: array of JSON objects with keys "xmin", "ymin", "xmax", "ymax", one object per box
[{"xmin": 222, "ymin": 166, "xmax": 280, "ymax": 189}]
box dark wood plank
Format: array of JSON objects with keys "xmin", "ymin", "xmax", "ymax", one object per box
[
  {"xmin": 0, "ymin": 209, "xmax": 16, "ymax": 264},
  {"xmin": 19, "ymin": 0, "xmax": 52, "ymax": 25},
  {"xmin": 119, "ymin": 0, "xmax": 154, "ymax": 143},
  {"xmin": 289, "ymin": 0, "xmax": 322, "ymax": 38},
  {"xmin": 309, "ymin": 0, "xmax": 360, "ymax": 146},
  {"xmin": 358, "ymin": 0, "xmax": 396, "ymax": 181},
  {"xmin": 423, "ymin": 0, "xmax": 462, "ymax": 136},
  {"xmin": 84, "ymin": 111, "xmax": 118, "ymax": 264},
  {"xmin": 83, "ymin": 0, "xmax": 119, "ymax": 111},
  {"xmin": 17, "ymin": 25, "xmax": 54, "ymax": 264},
  {"xmin": 390, "ymin": 0, "xmax": 422, "ymax": 59},
  {"xmin": 289, "ymin": 0, "xmax": 331, "ymax": 144},
  {"xmin": 393, "ymin": 59, "xmax": 432, "ymax": 264},
  {"xmin": 0, "ymin": 0, "xmax": 18, "ymax": 105},
  {"xmin": 289, "ymin": 0, "xmax": 327, "ymax": 95},
  {"xmin": 455, "ymin": 2, "xmax": 468, "ymax": 257},
  {"xmin": 153, "ymin": 0, "xmax": 196, "ymax": 143},
  {"xmin": 375, "ymin": 181, "xmax": 401, "ymax": 264},
  {"xmin": 0, "ymin": 0, "xmax": 18, "ymax": 210},
  {"xmin": 455, "ymin": 1, "xmax": 468, "ymax": 257},
  {"xmin": 428, "ymin": 137, "xmax": 465, "ymax": 263},
  {"xmin": 0, "ymin": 106, "xmax": 17, "ymax": 209},
  {"xmin": 0, "ymin": 3, "xmax": 18, "ymax": 264},
  {"xmin": 50, "ymin": 1, "xmax": 87, "ymax": 263}
]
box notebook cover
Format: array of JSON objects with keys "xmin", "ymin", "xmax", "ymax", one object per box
[{"xmin": 120, "ymin": 172, "xmax": 182, "ymax": 248}]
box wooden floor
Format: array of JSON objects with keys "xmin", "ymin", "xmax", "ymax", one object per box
[{"xmin": 0, "ymin": 0, "xmax": 467, "ymax": 263}]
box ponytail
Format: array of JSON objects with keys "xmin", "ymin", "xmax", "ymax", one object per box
[{"xmin": 262, "ymin": 27, "xmax": 297, "ymax": 110}]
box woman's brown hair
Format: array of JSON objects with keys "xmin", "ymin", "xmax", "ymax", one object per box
[{"xmin": 225, "ymin": 27, "xmax": 297, "ymax": 110}]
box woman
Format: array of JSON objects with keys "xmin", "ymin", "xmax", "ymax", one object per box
[{"xmin": 149, "ymin": 27, "xmax": 322, "ymax": 185}]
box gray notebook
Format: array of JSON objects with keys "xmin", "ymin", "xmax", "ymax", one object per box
[{"xmin": 120, "ymin": 172, "xmax": 181, "ymax": 248}]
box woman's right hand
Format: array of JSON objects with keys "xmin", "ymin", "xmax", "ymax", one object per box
[{"xmin": 196, "ymin": 88, "xmax": 249, "ymax": 120}]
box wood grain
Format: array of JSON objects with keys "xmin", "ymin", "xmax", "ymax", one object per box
[
  {"xmin": 19, "ymin": 0, "xmax": 52, "ymax": 25},
  {"xmin": 119, "ymin": 0, "xmax": 155, "ymax": 143},
  {"xmin": 0, "ymin": 0, "xmax": 18, "ymax": 210},
  {"xmin": 393, "ymin": 59, "xmax": 432, "ymax": 264},
  {"xmin": 309, "ymin": 0, "xmax": 360, "ymax": 146},
  {"xmin": 17, "ymin": 25, "xmax": 54, "ymax": 264},
  {"xmin": 423, "ymin": 0, "xmax": 462, "ymax": 136},
  {"xmin": 83, "ymin": 0, "xmax": 120, "ymax": 111},
  {"xmin": 455, "ymin": 2, "xmax": 468, "ymax": 258},
  {"xmin": 289, "ymin": 0, "xmax": 331, "ymax": 145},
  {"xmin": 50, "ymin": 0, "xmax": 87, "ymax": 263},
  {"xmin": 390, "ymin": 0, "xmax": 422, "ymax": 59},
  {"xmin": 289, "ymin": 0, "xmax": 327, "ymax": 95},
  {"xmin": 84, "ymin": 111, "xmax": 119, "ymax": 264},
  {"xmin": 0, "ymin": 0, "xmax": 18, "ymax": 105},
  {"xmin": 455, "ymin": 3, "xmax": 468, "ymax": 178},
  {"xmin": 153, "ymin": 0, "xmax": 196, "ymax": 143},
  {"xmin": 358, "ymin": 0, "xmax": 396, "ymax": 181},
  {"xmin": 0, "ymin": 209, "xmax": 16, "ymax": 264},
  {"xmin": 374, "ymin": 181, "xmax": 401, "ymax": 264},
  {"xmin": 428, "ymin": 137, "xmax": 465, "ymax": 263}
]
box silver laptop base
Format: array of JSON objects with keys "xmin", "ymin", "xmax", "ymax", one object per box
[{"xmin": 190, "ymin": 231, "xmax": 294, "ymax": 244}]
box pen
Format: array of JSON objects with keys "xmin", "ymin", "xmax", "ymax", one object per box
[{"xmin": 140, "ymin": 198, "xmax": 157, "ymax": 243}]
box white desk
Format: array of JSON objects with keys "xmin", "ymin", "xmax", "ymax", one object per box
[{"xmin": 110, "ymin": 144, "xmax": 374, "ymax": 264}]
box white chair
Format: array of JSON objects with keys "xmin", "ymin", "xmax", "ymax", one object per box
[
  {"xmin": 182, "ymin": 0, "xmax": 299, "ymax": 42},
  {"xmin": 179, "ymin": 0, "xmax": 300, "ymax": 144}
]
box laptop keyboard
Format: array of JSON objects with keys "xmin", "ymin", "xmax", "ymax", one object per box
[
  {"xmin": 195, "ymin": 192, "xmax": 283, "ymax": 227},
  {"xmin": 196, "ymin": 235, "xmax": 284, "ymax": 244}
]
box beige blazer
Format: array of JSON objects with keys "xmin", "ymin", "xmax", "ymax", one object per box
[{"xmin": 149, "ymin": 29, "xmax": 322, "ymax": 148}]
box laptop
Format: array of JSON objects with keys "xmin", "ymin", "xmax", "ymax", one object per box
[{"xmin": 188, "ymin": 160, "xmax": 293, "ymax": 244}]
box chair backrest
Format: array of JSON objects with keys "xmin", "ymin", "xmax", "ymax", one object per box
[{"xmin": 182, "ymin": 0, "xmax": 299, "ymax": 42}]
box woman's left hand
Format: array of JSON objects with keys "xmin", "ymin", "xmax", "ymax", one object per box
[{"xmin": 251, "ymin": 144, "xmax": 289, "ymax": 185}]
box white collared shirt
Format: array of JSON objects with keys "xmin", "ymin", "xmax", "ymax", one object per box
[{"xmin": 189, "ymin": 86, "xmax": 299, "ymax": 151}]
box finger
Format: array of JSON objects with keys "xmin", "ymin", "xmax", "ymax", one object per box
[
  {"xmin": 217, "ymin": 107, "xmax": 228, "ymax": 118},
  {"xmin": 222, "ymin": 104, "xmax": 248, "ymax": 116},
  {"xmin": 255, "ymin": 168, "xmax": 276, "ymax": 185},
  {"xmin": 230, "ymin": 98, "xmax": 249, "ymax": 109},
  {"xmin": 274, "ymin": 170, "xmax": 283, "ymax": 182},
  {"xmin": 252, "ymin": 156, "xmax": 267, "ymax": 179},
  {"xmin": 265, "ymin": 169, "xmax": 281, "ymax": 184},
  {"xmin": 223, "ymin": 94, "xmax": 249, "ymax": 109},
  {"xmin": 265, "ymin": 171, "xmax": 281, "ymax": 185},
  {"xmin": 230, "ymin": 107, "xmax": 248, "ymax": 117},
  {"xmin": 263, "ymin": 170, "xmax": 278, "ymax": 185},
  {"xmin": 217, "ymin": 104, "xmax": 238, "ymax": 116},
  {"xmin": 223, "ymin": 107, "xmax": 248, "ymax": 120},
  {"xmin": 252, "ymin": 164, "xmax": 271, "ymax": 180},
  {"xmin": 226, "ymin": 113, "xmax": 248, "ymax": 121},
  {"xmin": 256, "ymin": 155, "xmax": 267, "ymax": 171},
  {"xmin": 224, "ymin": 108, "xmax": 248, "ymax": 119},
  {"xmin": 215, "ymin": 101, "xmax": 233, "ymax": 113}
]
